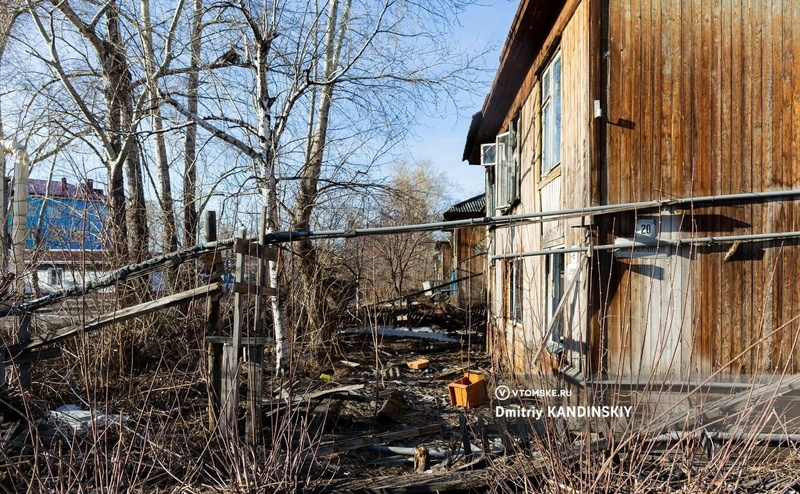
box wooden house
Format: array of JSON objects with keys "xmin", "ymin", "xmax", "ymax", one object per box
[
  {"xmin": 443, "ymin": 195, "xmax": 487, "ymax": 309},
  {"xmin": 463, "ymin": 0, "xmax": 800, "ymax": 385}
]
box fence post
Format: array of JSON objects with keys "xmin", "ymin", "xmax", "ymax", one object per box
[
  {"xmin": 220, "ymin": 227, "xmax": 246, "ymax": 441},
  {"xmin": 245, "ymin": 207, "xmax": 268, "ymax": 445},
  {"xmin": 205, "ymin": 211, "xmax": 223, "ymax": 430},
  {"xmin": 245, "ymin": 345, "xmax": 263, "ymax": 445},
  {"xmin": 17, "ymin": 312, "xmax": 30, "ymax": 388},
  {"xmin": 220, "ymin": 342, "xmax": 238, "ymax": 441}
]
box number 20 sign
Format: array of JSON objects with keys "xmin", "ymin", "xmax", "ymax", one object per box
[{"xmin": 636, "ymin": 219, "xmax": 657, "ymax": 238}]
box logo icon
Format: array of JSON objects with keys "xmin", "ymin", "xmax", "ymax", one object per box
[{"xmin": 494, "ymin": 385, "xmax": 511, "ymax": 401}]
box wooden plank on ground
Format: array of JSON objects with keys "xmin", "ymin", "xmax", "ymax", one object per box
[
  {"xmin": 317, "ymin": 440, "xmax": 609, "ymax": 493},
  {"xmin": 9, "ymin": 282, "xmax": 222, "ymax": 353},
  {"xmin": 314, "ymin": 423, "xmax": 442, "ymax": 457},
  {"xmin": 637, "ymin": 374, "xmax": 800, "ymax": 437},
  {"xmin": 264, "ymin": 384, "xmax": 365, "ymax": 407}
]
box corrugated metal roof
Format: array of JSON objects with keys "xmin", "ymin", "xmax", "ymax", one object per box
[
  {"xmin": 443, "ymin": 194, "xmax": 485, "ymax": 220},
  {"xmin": 28, "ymin": 178, "xmax": 106, "ymax": 201}
]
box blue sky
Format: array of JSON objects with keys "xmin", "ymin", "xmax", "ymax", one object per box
[{"xmin": 405, "ymin": 0, "xmax": 518, "ymax": 200}]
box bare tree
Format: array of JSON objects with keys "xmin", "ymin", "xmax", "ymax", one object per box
[
  {"xmin": 367, "ymin": 162, "xmax": 448, "ymax": 300},
  {"xmin": 136, "ymin": 0, "xmax": 185, "ymax": 254},
  {"xmin": 182, "ymin": 0, "xmax": 202, "ymax": 246},
  {"xmin": 27, "ymin": 0, "xmax": 139, "ymax": 263}
]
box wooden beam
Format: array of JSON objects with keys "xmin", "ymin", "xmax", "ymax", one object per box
[
  {"xmin": 222, "ymin": 227, "xmax": 246, "ymax": 443},
  {"xmin": 315, "ymin": 424, "xmax": 442, "ymax": 457},
  {"xmin": 205, "ymin": 211, "xmax": 223, "ymax": 431},
  {"xmin": 9, "ymin": 282, "xmax": 222, "ymax": 353},
  {"xmin": 231, "ymin": 228, "xmax": 245, "ymax": 356},
  {"xmin": 3, "ymin": 347, "xmax": 61, "ymax": 366},
  {"xmin": 201, "ymin": 251, "xmax": 223, "ymax": 269},
  {"xmin": 636, "ymin": 374, "xmax": 800, "ymax": 438},
  {"xmin": 220, "ymin": 343, "xmax": 238, "ymax": 440},
  {"xmin": 232, "ymin": 282, "xmax": 278, "ymax": 297},
  {"xmin": 245, "ymin": 345, "xmax": 263, "ymax": 445},
  {"xmin": 233, "ymin": 237, "xmax": 278, "ymax": 261},
  {"xmin": 17, "ymin": 313, "xmax": 30, "ymax": 389},
  {"xmin": 205, "ymin": 336, "xmax": 274, "ymax": 346}
]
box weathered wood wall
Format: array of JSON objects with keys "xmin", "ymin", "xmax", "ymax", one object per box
[
  {"xmin": 602, "ymin": 0, "xmax": 800, "ymax": 377},
  {"xmin": 454, "ymin": 226, "xmax": 486, "ymax": 308},
  {"xmin": 490, "ymin": 0, "xmax": 592, "ymax": 374}
]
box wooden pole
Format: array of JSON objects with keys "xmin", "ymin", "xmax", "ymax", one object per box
[
  {"xmin": 220, "ymin": 342, "xmax": 237, "ymax": 440},
  {"xmin": 231, "ymin": 228, "xmax": 245, "ymax": 358},
  {"xmin": 245, "ymin": 345, "xmax": 263, "ymax": 444},
  {"xmin": 221, "ymin": 227, "xmax": 246, "ymax": 441},
  {"xmin": 245, "ymin": 207, "xmax": 268, "ymax": 445},
  {"xmin": 205, "ymin": 211, "xmax": 223, "ymax": 430}
]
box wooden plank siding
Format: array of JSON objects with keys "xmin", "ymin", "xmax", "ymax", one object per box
[
  {"xmin": 454, "ymin": 226, "xmax": 486, "ymax": 309},
  {"xmin": 490, "ymin": 1, "xmax": 593, "ymax": 375},
  {"xmin": 603, "ymin": 0, "xmax": 800, "ymax": 378}
]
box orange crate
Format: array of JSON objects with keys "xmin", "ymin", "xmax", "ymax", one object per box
[
  {"xmin": 407, "ymin": 358, "xmax": 430, "ymax": 370},
  {"xmin": 447, "ymin": 372, "xmax": 487, "ymax": 408}
]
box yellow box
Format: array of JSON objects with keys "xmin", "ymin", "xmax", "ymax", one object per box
[
  {"xmin": 407, "ymin": 358, "xmax": 430, "ymax": 370},
  {"xmin": 447, "ymin": 371, "xmax": 487, "ymax": 408}
]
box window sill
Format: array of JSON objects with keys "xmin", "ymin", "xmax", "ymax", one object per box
[
  {"xmin": 494, "ymin": 197, "xmax": 521, "ymax": 216},
  {"xmin": 538, "ymin": 166, "xmax": 562, "ymax": 190}
]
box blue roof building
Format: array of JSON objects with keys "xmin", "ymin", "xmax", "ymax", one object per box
[{"xmin": 22, "ymin": 178, "xmax": 107, "ymax": 251}]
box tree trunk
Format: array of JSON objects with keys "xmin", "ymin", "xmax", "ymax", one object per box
[
  {"xmin": 106, "ymin": 8, "xmax": 149, "ymax": 263},
  {"xmin": 183, "ymin": 0, "xmax": 201, "ymax": 247},
  {"xmin": 290, "ymin": 0, "xmax": 351, "ymax": 350},
  {"xmin": 255, "ymin": 33, "xmax": 288, "ymax": 374},
  {"xmin": 140, "ymin": 0, "xmax": 178, "ymax": 256}
]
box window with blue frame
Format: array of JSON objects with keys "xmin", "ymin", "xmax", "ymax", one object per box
[{"xmin": 447, "ymin": 269, "xmax": 458, "ymax": 296}]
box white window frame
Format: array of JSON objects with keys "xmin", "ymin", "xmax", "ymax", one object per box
[
  {"xmin": 494, "ymin": 132, "xmax": 509, "ymax": 210},
  {"xmin": 542, "ymin": 52, "xmax": 562, "ymax": 176},
  {"xmin": 480, "ymin": 143, "xmax": 497, "ymax": 166},
  {"xmin": 545, "ymin": 250, "xmax": 565, "ymax": 342},
  {"xmin": 508, "ymin": 257, "xmax": 524, "ymax": 325},
  {"xmin": 48, "ymin": 267, "xmax": 64, "ymax": 286}
]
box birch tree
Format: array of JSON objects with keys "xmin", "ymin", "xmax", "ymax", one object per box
[
  {"xmin": 162, "ymin": 0, "xmax": 481, "ymax": 366},
  {"xmin": 137, "ymin": 0, "xmax": 184, "ymax": 254}
]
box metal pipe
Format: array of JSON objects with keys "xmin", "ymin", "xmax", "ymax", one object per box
[
  {"xmin": 491, "ymin": 230, "xmax": 800, "ymax": 260},
  {"xmin": 6, "ymin": 188, "xmax": 800, "ymax": 316},
  {"xmin": 492, "ymin": 246, "xmax": 588, "ymax": 260},
  {"xmin": 647, "ymin": 430, "xmax": 800, "ymax": 444},
  {"xmin": 266, "ymin": 188, "xmax": 800, "ymax": 244}
]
